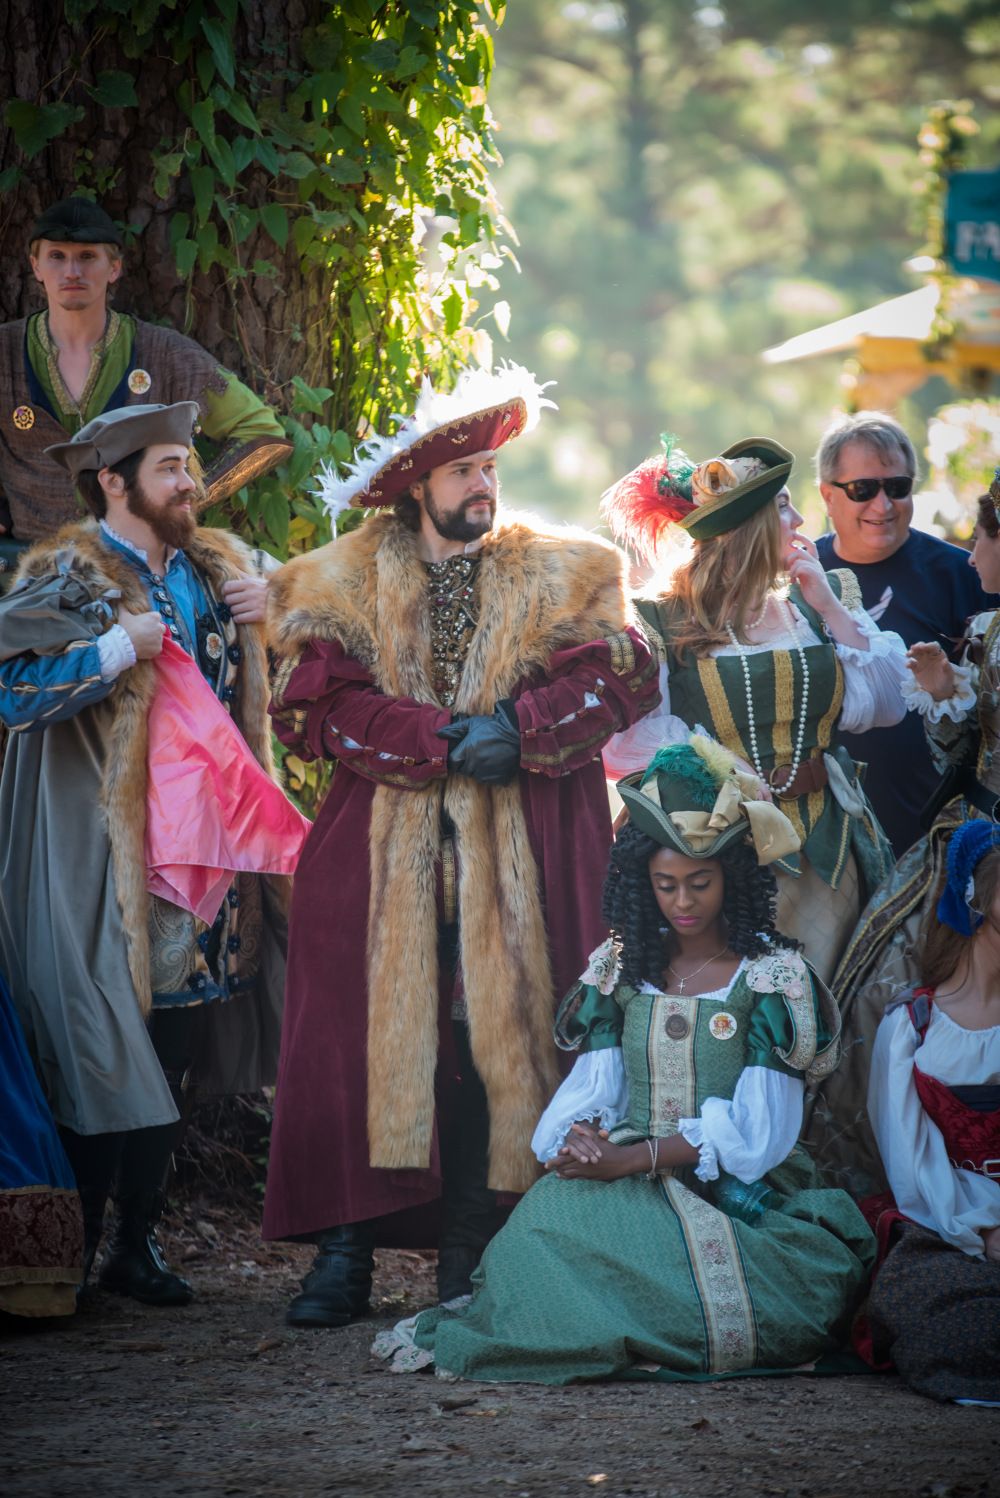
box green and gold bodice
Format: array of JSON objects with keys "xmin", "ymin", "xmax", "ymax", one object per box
[
  {"xmin": 556, "ymin": 944, "xmax": 839, "ymax": 1145},
  {"xmin": 636, "ymin": 586, "xmax": 886, "ymax": 889}
]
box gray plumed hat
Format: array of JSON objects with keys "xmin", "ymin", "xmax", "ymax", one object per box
[{"xmin": 45, "ymin": 402, "xmax": 199, "ymax": 477}]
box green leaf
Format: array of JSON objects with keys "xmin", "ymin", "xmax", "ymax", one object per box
[
  {"xmin": 6, "ymin": 100, "xmax": 84, "ymax": 159},
  {"xmin": 190, "ymin": 164, "xmax": 214, "ymax": 227},
  {"xmin": 231, "ymin": 135, "xmax": 256, "ymax": 174},
  {"xmin": 224, "ymin": 92, "xmax": 261, "ymax": 134},
  {"xmin": 262, "ymin": 492, "xmax": 289, "ymax": 548},
  {"xmin": 281, "ymin": 151, "xmax": 315, "ymax": 180},
  {"xmin": 260, "ymin": 202, "xmax": 289, "ymax": 249},
  {"xmin": 201, "ymin": 17, "xmax": 236, "ymax": 88},
  {"xmin": 338, "ymin": 94, "xmax": 366, "ymax": 138},
  {"xmin": 363, "ymin": 40, "xmax": 399, "ymax": 73},
  {"xmin": 290, "ymin": 375, "xmax": 333, "ymax": 415},
  {"xmin": 326, "ymin": 155, "xmax": 364, "ymax": 185},
  {"xmin": 152, "ymin": 150, "xmax": 184, "ymax": 200},
  {"xmin": 169, "ymin": 211, "xmax": 191, "ymax": 250},
  {"xmin": 395, "ymin": 46, "xmax": 428, "ymax": 81},
  {"xmin": 196, "ymin": 46, "xmax": 216, "ymax": 95},
  {"xmin": 292, "ymin": 216, "xmax": 317, "ymax": 256},
  {"xmin": 0, "ymin": 165, "xmax": 23, "ymax": 192},
  {"xmin": 251, "ymin": 259, "xmax": 279, "ymax": 279},
  {"xmin": 207, "ymin": 134, "xmax": 237, "ymax": 188},
  {"xmin": 191, "ymin": 99, "xmax": 216, "ymax": 148},
  {"xmin": 88, "ymin": 70, "xmax": 139, "ymax": 109},
  {"xmin": 255, "ymin": 137, "xmax": 280, "ymax": 175},
  {"xmin": 175, "ymin": 237, "xmax": 198, "ymax": 277},
  {"xmin": 492, "ymin": 299, "xmax": 511, "ymax": 338},
  {"xmin": 196, "ymin": 221, "xmax": 220, "ymax": 272},
  {"xmin": 441, "ymin": 284, "xmax": 464, "ymax": 336}
]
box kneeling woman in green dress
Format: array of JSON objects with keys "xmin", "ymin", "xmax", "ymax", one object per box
[{"xmin": 374, "ymin": 738, "xmax": 874, "ymax": 1384}]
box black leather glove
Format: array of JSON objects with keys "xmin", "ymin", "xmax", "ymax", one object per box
[{"xmin": 437, "ymin": 700, "xmax": 521, "ymax": 785}]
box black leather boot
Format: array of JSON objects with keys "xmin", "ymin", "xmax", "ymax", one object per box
[
  {"xmin": 98, "ymin": 1184, "xmax": 193, "ymax": 1306},
  {"xmin": 286, "ymin": 1223, "xmax": 376, "ymax": 1329},
  {"xmin": 98, "ymin": 1122, "xmax": 192, "ymax": 1306},
  {"xmin": 59, "ymin": 1129, "xmax": 123, "ymax": 1293},
  {"xmin": 436, "ymin": 1022, "xmax": 496, "ymax": 1303}
]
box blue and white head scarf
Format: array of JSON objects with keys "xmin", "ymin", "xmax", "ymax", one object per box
[{"xmin": 937, "ymin": 819, "xmax": 1000, "ymax": 937}]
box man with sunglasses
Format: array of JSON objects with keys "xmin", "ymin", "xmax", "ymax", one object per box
[{"xmin": 814, "ymin": 410, "xmax": 996, "ymax": 856}]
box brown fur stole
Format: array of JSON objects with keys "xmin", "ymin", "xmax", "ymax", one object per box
[
  {"xmin": 269, "ymin": 509, "xmax": 632, "ymax": 1192},
  {"xmin": 15, "ymin": 520, "xmax": 274, "ymax": 1017}
]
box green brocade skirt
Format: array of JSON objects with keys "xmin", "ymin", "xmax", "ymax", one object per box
[{"xmin": 412, "ymin": 1157, "xmax": 873, "ymax": 1386}]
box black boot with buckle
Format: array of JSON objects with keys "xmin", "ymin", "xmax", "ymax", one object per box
[
  {"xmin": 98, "ymin": 1123, "xmax": 193, "ymax": 1306},
  {"xmin": 286, "ymin": 1222, "xmax": 377, "ymax": 1329},
  {"xmin": 59, "ymin": 1129, "xmax": 124, "ymax": 1294}
]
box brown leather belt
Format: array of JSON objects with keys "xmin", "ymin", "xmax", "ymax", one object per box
[{"xmin": 768, "ymin": 754, "xmax": 828, "ymax": 801}]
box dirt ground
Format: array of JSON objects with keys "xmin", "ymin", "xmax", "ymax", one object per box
[{"xmin": 1, "ymin": 1194, "xmax": 997, "ymax": 1498}]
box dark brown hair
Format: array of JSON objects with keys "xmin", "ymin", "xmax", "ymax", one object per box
[
  {"xmin": 975, "ymin": 493, "xmax": 999, "ymax": 540},
  {"xmin": 920, "ymin": 844, "xmax": 1000, "ymax": 988},
  {"xmin": 75, "ymin": 449, "xmax": 145, "ymax": 520}
]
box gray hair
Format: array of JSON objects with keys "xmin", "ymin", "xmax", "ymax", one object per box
[{"xmin": 814, "ymin": 411, "xmax": 919, "ymax": 483}]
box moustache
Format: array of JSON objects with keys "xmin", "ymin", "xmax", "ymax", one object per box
[{"xmin": 462, "ymin": 493, "xmax": 494, "ymax": 509}]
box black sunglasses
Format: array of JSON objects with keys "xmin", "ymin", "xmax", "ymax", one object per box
[{"xmin": 828, "ymin": 476, "xmax": 914, "ymax": 504}]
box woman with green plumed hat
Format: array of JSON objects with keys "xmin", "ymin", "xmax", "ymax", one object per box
[
  {"xmin": 374, "ymin": 739, "xmax": 874, "ymax": 1385},
  {"xmin": 602, "ymin": 434, "xmax": 908, "ymax": 987}
]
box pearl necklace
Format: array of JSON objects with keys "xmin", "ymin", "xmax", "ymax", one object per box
[{"xmin": 726, "ymin": 598, "xmax": 809, "ymax": 794}]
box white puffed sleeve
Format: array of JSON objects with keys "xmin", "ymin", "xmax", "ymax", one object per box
[
  {"xmin": 834, "ymin": 610, "xmax": 909, "ymax": 733},
  {"xmin": 531, "ymin": 1049, "xmax": 629, "ymax": 1162},
  {"xmin": 901, "ymin": 662, "xmax": 978, "ymax": 724},
  {"xmin": 868, "ymin": 1007, "xmax": 1000, "ymax": 1256},
  {"xmin": 677, "ymin": 1066, "xmax": 804, "ymax": 1184},
  {"xmin": 603, "ymin": 662, "xmax": 688, "ymax": 780}
]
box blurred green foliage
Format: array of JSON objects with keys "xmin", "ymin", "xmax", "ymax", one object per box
[{"xmin": 485, "ymin": 0, "xmax": 1000, "ymax": 531}]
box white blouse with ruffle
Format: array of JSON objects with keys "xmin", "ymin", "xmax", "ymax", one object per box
[
  {"xmin": 868, "ymin": 1003, "xmax": 1000, "ymax": 1257},
  {"xmin": 531, "ymin": 964, "xmax": 803, "ymax": 1185}
]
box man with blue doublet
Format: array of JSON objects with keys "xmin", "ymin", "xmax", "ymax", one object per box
[{"xmin": 0, "ymin": 402, "xmax": 289, "ymax": 1307}]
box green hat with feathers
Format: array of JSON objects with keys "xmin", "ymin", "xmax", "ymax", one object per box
[{"xmin": 618, "ymin": 737, "xmax": 801, "ymax": 866}]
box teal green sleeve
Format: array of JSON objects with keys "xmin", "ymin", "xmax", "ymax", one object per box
[
  {"xmin": 745, "ymin": 977, "xmax": 834, "ymax": 1078},
  {"xmin": 554, "ymin": 982, "xmax": 623, "ymax": 1053},
  {"xmin": 199, "ymin": 369, "xmax": 286, "ymax": 443}
]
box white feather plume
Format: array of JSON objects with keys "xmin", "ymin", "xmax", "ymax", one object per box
[{"xmin": 311, "ymin": 361, "xmax": 556, "ymax": 525}]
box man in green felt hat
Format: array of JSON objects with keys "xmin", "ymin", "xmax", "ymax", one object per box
[{"xmin": 0, "ymin": 194, "xmax": 291, "ymax": 588}]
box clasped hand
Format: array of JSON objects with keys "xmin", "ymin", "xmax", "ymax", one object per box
[
  {"xmin": 545, "ymin": 1121, "xmax": 630, "ymax": 1182},
  {"xmin": 437, "ymin": 700, "xmax": 521, "ymax": 785},
  {"xmin": 905, "ymin": 641, "xmax": 957, "ymax": 702}
]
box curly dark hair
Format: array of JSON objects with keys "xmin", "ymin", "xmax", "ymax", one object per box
[{"xmin": 602, "ymin": 820, "xmax": 799, "ymax": 989}]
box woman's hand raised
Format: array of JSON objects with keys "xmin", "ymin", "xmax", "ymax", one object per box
[{"xmin": 905, "ymin": 641, "xmax": 958, "ymax": 702}]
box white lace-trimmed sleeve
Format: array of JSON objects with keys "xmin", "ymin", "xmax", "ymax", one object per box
[
  {"xmin": 902, "ymin": 662, "xmax": 978, "ymax": 724},
  {"xmin": 96, "ymin": 623, "xmax": 137, "ymax": 682},
  {"xmin": 833, "ymin": 609, "xmax": 909, "ymax": 732},
  {"xmin": 531, "ymin": 1049, "xmax": 629, "ymax": 1162},
  {"xmin": 868, "ymin": 1006, "xmax": 1000, "ymax": 1256},
  {"xmin": 603, "ymin": 661, "xmax": 687, "ymax": 780},
  {"xmin": 677, "ymin": 1067, "xmax": 804, "ymax": 1184}
]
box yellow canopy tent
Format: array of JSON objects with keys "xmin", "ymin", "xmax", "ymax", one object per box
[{"xmin": 761, "ymin": 280, "xmax": 1000, "ymax": 409}]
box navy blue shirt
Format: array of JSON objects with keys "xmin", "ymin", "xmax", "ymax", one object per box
[{"xmin": 815, "ymin": 527, "xmax": 997, "ymax": 857}]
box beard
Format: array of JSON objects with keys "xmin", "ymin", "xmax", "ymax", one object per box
[
  {"xmin": 424, "ymin": 485, "xmax": 497, "ymax": 543},
  {"xmin": 126, "ymin": 479, "xmax": 197, "ymax": 551}
]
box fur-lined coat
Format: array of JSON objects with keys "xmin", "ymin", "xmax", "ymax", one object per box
[
  {"xmin": 0, "ymin": 521, "xmax": 287, "ymax": 1135},
  {"xmin": 261, "ymin": 509, "xmax": 658, "ymax": 1243}
]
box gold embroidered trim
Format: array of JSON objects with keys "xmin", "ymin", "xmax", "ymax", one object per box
[
  {"xmin": 696, "ymin": 658, "xmax": 743, "ymax": 758},
  {"xmin": 604, "ymin": 630, "xmax": 636, "ymax": 677},
  {"xmin": 666, "ymin": 1177, "xmax": 757, "ymax": 1372},
  {"xmin": 520, "ymin": 725, "xmax": 613, "ymax": 767},
  {"xmin": 648, "ymin": 994, "xmax": 697, "ymax": 1135},
  {"xmin": 827, "ymin": 566, "xmax": 863, "ymax": 614},
  {"xmin": 441, "ymin": 834, "xmax": 458, "ymax": 925}
]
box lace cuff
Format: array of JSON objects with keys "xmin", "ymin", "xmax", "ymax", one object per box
[
  {"xmin": 902, "ymin": 663, "xmax": 977, "ymax": 723},
  {"xmin": 531, "ymin": 1048, "xmax": 628, "ymax": 1161},
  {"xmin": 96, "ymin": 623, "xmax": 137, "ymax": 682},
  {"xmin": 677, "ymin": 1117, "xmax": 720, "ymax": 1182},
  {"xmin": 832, "ymin": 611, "xmax": 902, "ymax": 665}
]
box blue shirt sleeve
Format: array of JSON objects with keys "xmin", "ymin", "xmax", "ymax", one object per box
[{"xmin": 0, "ymin": 640, "xmax": 113, "ymax": 732}]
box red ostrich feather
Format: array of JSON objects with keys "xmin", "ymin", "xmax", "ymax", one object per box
[{"xmin": 601, "ymin": 455, "xmax": 695, "ymax": 565}]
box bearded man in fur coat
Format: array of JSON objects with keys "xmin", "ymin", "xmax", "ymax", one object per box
[
  {"xmin": 0, "ymin": 402, "xmax": 302, "ymax": 1307},
  {"xmin": 262, "ymin": 364, "xmax": 659, "ymax": 1327}
]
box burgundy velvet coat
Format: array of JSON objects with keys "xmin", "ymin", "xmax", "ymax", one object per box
[{"xmin": 261, "ymin": 514, "xmax": 657, "ymax": 1244}]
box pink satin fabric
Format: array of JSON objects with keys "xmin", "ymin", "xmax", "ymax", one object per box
[{"xmin": 145, "ymin": 638, "xmax": 311, "ymax": 923}]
